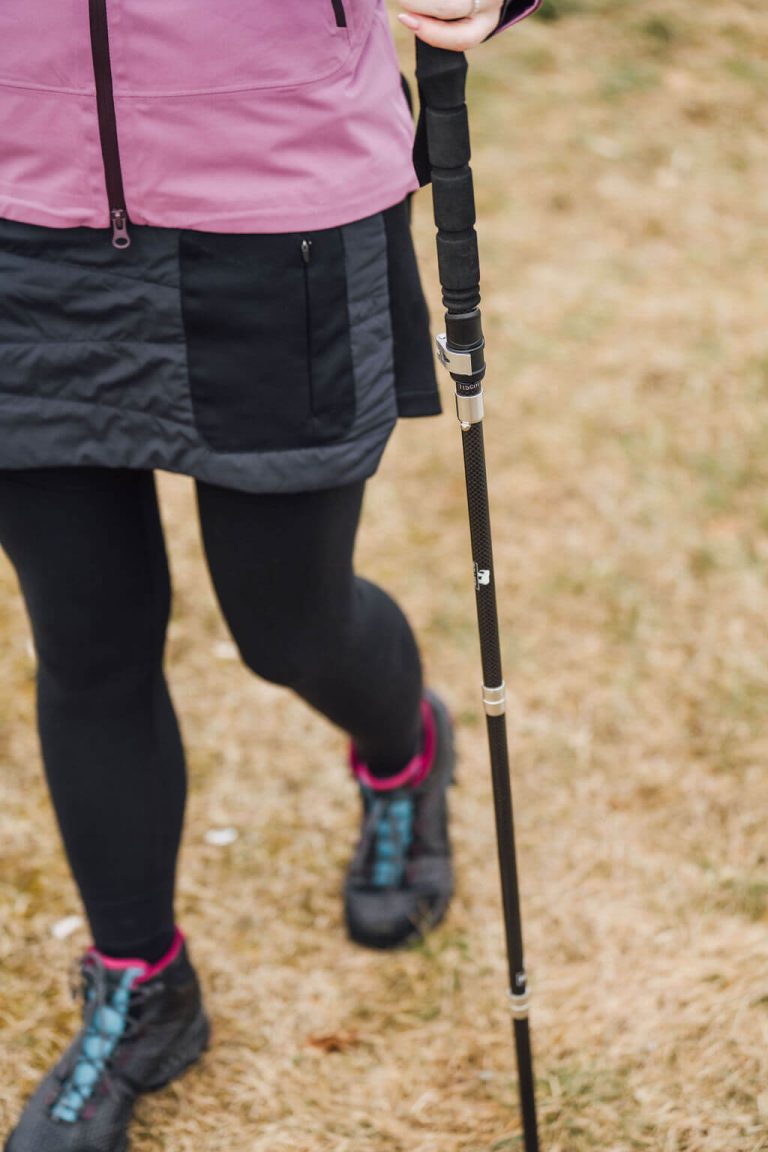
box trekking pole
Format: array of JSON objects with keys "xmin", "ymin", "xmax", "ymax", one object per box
[{"xmin": 414, "ymin": 40, "xmax": 541, "ymax": 1152}]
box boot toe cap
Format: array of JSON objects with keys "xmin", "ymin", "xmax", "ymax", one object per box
[{"xmin": 344, "ymin": 880, "xmax": 453, "ymax": 950}]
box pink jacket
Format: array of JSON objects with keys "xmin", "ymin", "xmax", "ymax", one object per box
[{"xmin": 0, "ymin": 1, "xmax": 538, "ymax": 239}]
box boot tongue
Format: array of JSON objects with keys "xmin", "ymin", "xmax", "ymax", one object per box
[
  {"xmin": 86, "ymin": 949, "xmax": 149, "ymax": 989},
  {"xmin": 358, "ymin": 794, "xmax": 415, "ymax": 889}
]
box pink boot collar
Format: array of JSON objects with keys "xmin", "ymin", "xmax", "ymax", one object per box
[
  {"xmin": 87, "ymin": 927, "xmax": 185, "ymax": 986},
  {"xmin": 350, "ymin": 697, "xmax": 436, "ymax": 792}
]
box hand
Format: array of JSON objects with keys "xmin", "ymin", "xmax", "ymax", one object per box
[{"xmin": 396, "ymin": 0, "xmax": 504, "ymax": 50}]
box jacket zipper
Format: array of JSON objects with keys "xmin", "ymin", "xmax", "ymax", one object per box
[
  {"xmin": 330, "ymin": 0, "xmax": 347, "ymax": 28},
  {"xmin": 88, "ymin": 0, "xmax": 131, "ymax": 249}
]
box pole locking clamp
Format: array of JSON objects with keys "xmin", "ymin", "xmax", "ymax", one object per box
[
  {"xmin": 436, "ymin": 335, "xmax": 486, "ymax": 427},
  {"xmin": 435, "ymin": 333, "xmax": 485, "ymax": 379}
]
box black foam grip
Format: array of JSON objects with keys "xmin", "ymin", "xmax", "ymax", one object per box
[
  {"xmin": 416, "ymin": 41, "xmax": 480, "ymax": 315},
  {"xmin": 436, "ymin": 233, "xmax": 481, "ymax": 311},
  {"xmin": 416, "ymin": 41, "xmax": 468, "ymax": 109},
  {"xmin": 432, "ymin": 169, "xmax": 477, "ymax": 233},
  {"xmin": 425, "ymin": 106, "xmax": 471, "ymax": 169}
]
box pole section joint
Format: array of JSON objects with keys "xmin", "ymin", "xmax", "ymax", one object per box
[
  {"xmin": 483, "ymin": 681, "xmax": 506, "ymax": 716},
  {"xmin": 509, "ymin": 988, "xmax": 530, "ymax": 1020},
  {"xmin": 455, "ymin": 390, "xmax": 484, "ymax": 428},
  {"xmin": 509, "ymin": 970, "xmax": 530, "ymax": 1020}
]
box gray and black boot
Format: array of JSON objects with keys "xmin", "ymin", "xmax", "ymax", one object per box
[
  {"xmin": 344, "ymin": 689, "xmax": 455, "ymax": 949},
  {"xmin": 4, "ymin": 931, "xmax": 209, "ymax": 1152}
]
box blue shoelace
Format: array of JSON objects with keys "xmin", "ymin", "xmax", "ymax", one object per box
[
  {"xmin": 360, "ymin": 792, "xmax": 415, "ymax": 888},
  {"xmin": 51, "ymin": 961, "xmax": 144, "ymax": 1123}
]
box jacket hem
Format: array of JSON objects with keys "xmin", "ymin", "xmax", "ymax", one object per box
[
  {"xmin": 0, "ymin": 175, "xmax": 420, "ymax": 235},
  {"xmin": 0, "ymin": 195, "xmax": 108, "ymax": 230},
  {"xmin": 129, "ymin": 175, "xmax": 421, "ymax": 234}
]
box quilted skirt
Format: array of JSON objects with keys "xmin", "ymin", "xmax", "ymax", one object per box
[{"xmin": 0, "ymin": 199, "xmax": 440, "ymax": 494}]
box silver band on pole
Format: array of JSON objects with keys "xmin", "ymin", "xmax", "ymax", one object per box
[
  {"xmin": 509, "ymin": 989, "xmax": 530, "ymax": 1020},
  {"xmin": 483, "ymin": 682, "xmax": 507, "ymax": 716},
  {"xmin": 456, "ymin": 391, "xmax": 485, "ymax": 427}
]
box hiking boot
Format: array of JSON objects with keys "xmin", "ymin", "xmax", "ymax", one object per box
[
  {"xmin": 344, "ymin": 689, "xmax": 455, "ymax": 949},
  {"xmin": 4, "ymin": 930, "xmax": 210, "ymax": 1152}
]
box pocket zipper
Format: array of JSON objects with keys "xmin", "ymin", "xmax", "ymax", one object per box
[
  {"xmin": 330, "ymin": 0, "xmax": 347, "ymax": 28},
  {"xmin": 300, "ymin": 239, "xmax": 317, "ymax": 418}
]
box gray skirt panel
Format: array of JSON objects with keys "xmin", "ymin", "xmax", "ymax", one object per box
[{"xmin": 0, "ymin": 206, "xmax": 438, "ymax": 493}]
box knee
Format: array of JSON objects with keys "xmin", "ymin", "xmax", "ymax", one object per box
[
  {"xmin": 233, "ymin": 610, "xmax": 344, "ymax": 690},
  {"xmin": 33, "ymin": 580, "xmax": 171, "ymax": 693},
  {"xmin": 234, "ymin": 636, "xmax": 316, "ymax": 689}
]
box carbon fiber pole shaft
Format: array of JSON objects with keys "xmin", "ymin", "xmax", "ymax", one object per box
[{"xmin": 415, "ymin": 39, "xmax": 540, "ymax": 1152}]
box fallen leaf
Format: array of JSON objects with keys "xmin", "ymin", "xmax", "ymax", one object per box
[{"xmin": 306, "ymin": 1031, "xmax": 361, "ymax": 1054}]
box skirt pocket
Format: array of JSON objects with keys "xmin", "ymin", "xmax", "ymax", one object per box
[{"xmin": 179, "ymin": 228, "xmax": 356, "ymax": 453}]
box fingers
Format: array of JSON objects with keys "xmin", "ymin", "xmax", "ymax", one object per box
[
  {"xmin": 396, "ymin": 11, "xmax": 499, "ymax": 50},
  {"xmin": 400, "ymin": 0, "xmax": 477, "ymax": 15},
  {"xmin": 397, "ymin": 1, "xmax": 502, "ymax": 51}
]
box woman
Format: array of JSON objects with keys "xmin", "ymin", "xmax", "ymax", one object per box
[{"xmin": 0, "ymin": 2, "xmax": 539, "ymax": 1149}]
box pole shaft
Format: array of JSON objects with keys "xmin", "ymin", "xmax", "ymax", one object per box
[
  {"xmin": 416, "ymin": 37, "xmax": 541, "ymax": 1152},
  {"xmin": 463, "ymin": 426, "xmax": 539, "ymax": 1152}
]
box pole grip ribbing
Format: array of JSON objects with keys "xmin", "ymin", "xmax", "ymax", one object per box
[{"xmin": 416, "ymin": 42, "xmax": 480, "ymax": 315}]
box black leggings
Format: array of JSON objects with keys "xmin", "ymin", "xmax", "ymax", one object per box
[{"xmin": 0, "ymin": 467, "xmax": 422, "ymax": 961}]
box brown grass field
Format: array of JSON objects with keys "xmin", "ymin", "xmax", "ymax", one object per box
[{"xmin": 2, "ymin": 1, "xmax": 768, "ymax": 1148}]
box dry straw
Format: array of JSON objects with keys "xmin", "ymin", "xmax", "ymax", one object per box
[{"xmin": 1, "ymin": 2, "xmax": 767, "ymax": 1149}]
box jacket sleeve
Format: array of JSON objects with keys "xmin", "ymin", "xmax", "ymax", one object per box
[{"xmin": 491, "ymin": 0, "xmax": 542, "ymax": 35}]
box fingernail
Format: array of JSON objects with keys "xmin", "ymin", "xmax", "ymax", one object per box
[{"xmin": 397, "ymin": 13, "xmax": 420, "ymax": 28}]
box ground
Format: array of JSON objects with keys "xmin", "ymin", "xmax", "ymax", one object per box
[{"xmin": 1, "ymin": 1, "xmax": 767, "ymax": 1149}]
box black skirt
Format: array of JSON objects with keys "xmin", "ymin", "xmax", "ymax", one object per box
[{"xmin": 0, "ymin": 198, "xmax": 440, "ymax": 494}]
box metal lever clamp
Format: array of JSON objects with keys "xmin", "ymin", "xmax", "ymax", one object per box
[{"xmin": 435, "ymin": 334, "xmax": 486, "ymax": 428}]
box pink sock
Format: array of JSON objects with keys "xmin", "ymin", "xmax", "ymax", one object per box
[
  {"xmin": 350, "ymin": 698, "xmax": 436, "ymax": 793},
  {"xmin": 88, "ymin": 927, "xmax": 184, "ymax": 985}
]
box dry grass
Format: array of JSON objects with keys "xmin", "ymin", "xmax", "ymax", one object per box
[{"xmin": 2, "ymin": 1, "xmax": 768, "ymax": 1148}]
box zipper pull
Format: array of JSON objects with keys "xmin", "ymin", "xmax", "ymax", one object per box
[
  {"xmin": 111, "ymin": 209, "xmax": 131, "ymax": 250},
  {"xmin": 300, "ymin": 238, "xmax": 312, "ymax": 265}
]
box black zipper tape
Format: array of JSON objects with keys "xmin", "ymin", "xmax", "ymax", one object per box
[
  {"xmin": 330, "ymin": 0, "xmax": 347, "ymax": 28},
  {"xmin": 88, "ymin": 0, "xmax": 131, "ymax": 248}
]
